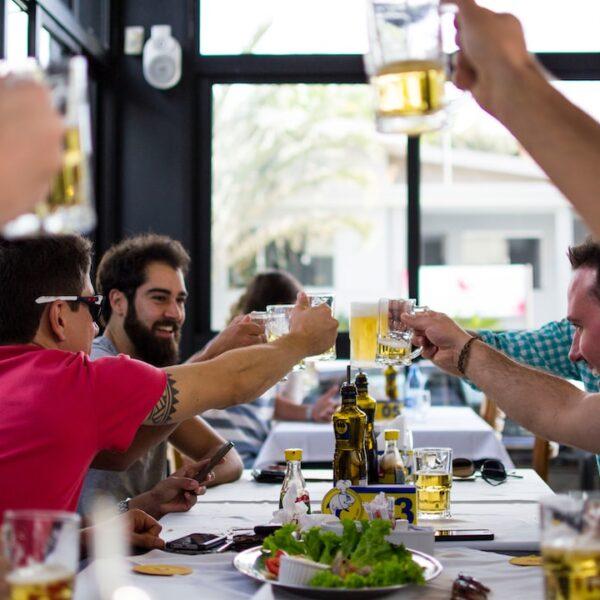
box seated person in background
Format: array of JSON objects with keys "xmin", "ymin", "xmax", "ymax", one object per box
[
  {"xmin": 402, "ymin": 237, "xmax": 600, "ymax": 460},
  {"xmin": 80, "ymin": 234, "xmax": 250, "ymax": 517},
  {"xmin": 204, "ymin": 270, "xmax": 339, "ymax": 467},
  {"xmin": 0, "ymin": 235, "xmax": 337, "ymax": 517}
]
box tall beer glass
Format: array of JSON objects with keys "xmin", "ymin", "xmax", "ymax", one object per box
[
  {"xmin": 375, "ymin": 298, "xmax": 424, "ymax": 366},
  {"xmin": 4, "ymin": 509, "xmax": 81, "ymax": 600},
  {"xmin": 540, "ymin": 493, "xmax": 600, "ymax": 599},
  {"xmin": 1, "ymin": 56, "xmax": 96, "ymax": 238},
  {"xmin": 306, "ymin": 293, "xmax": 336, "ymax": 362},
  {"xmin": 415, "ymin": 447, "xmax": 452, "ymax": 519},
  {"xmin": 365, "ymin": 0, "xmax": 455, "ymax": 134},
  {"xmin": 350, "ymin": 301, "xmax": 378, "ymax": 367}
]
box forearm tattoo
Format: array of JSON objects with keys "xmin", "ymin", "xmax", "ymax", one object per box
[{"xmin": 149, "ymin": 374, "xmax": 180, "ymax": 424}]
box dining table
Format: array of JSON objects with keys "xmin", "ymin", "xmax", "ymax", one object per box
[
  {"xmin": 75, "ymin": 468, "xmax": 552, "ymax": 599},
  {"xmin": 253, "ymin": 406, "xmax": 514, "ymax": 469}
]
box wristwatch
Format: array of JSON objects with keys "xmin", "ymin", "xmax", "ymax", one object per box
[{"xmin": 117, "ymin": 497, "xmax": 131, "ymax": 514}]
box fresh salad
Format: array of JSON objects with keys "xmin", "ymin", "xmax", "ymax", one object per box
[{"xmin": 261, "ymin": 519, "xmax": 426, "ymax": 589}]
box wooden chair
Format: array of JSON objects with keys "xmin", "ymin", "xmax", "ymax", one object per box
[{"xmin": 480, "ymin": 396, "xmax": 553, "ymax": 481}]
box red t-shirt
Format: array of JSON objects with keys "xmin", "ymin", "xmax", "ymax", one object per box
[{"xmin": 0, "ymin": 344, "xmax": 167, "ymax": 516}]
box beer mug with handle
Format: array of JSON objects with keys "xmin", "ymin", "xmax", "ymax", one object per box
[{"xmin": 375, "ymin": 298, "xmax": 426, "ymax": 366}]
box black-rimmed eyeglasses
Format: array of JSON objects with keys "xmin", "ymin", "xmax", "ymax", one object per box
[{"xmin": 35, "ymin": 295, "xmax": 103, "ymax": 323}]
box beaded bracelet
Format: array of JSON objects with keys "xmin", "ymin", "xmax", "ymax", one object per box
[{"xmin": 457, "ymin": 337, "xmax": 478, "ymax": 376}]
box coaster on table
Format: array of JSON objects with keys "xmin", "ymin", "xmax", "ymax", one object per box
[
  {"xmin": 509, "ymin": 555, "xmax": 543, "ymax": 567},
  {"xmin": 133, "ymin": 564, "xmax": 193, "ymax": 576}
]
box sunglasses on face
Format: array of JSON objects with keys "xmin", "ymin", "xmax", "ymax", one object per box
[
  {"xmin": 452, "ymin": 458, "xmax": 521, "ymax": 486},
  {"xmin": 35, "ymin": 295, "xmax": 104, "ymax": 323}
]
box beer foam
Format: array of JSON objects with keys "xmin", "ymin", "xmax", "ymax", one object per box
[
  {"xmin": 350, "ymin": 302, "xmax": 378, "ymax": 317},
  {"xmin": 6, "ymin": 563, "xmax": 74, "ymax": 585}
]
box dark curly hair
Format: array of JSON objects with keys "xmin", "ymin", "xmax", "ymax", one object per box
[
  {"xmin": 568, "ymin": 237, "xmax": 600, "ymax": 301},
  {"xmin": 96, "ymin": 234, "xmax": 190, "ymax": 324}
]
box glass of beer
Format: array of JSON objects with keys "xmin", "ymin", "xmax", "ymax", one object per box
[
  {"xmin": 266, "ymin": 304, "xmax": 305, "ymax": 371},
  {"xmin": 4, "ymin": 509, "xmax": 81, "ymax": 599},
  {"xmin": 415, "ymin": 447, "xmax": 452, "ymax": 519},
  {"xmin": 375, "ymin": 298, "xmax": 425, "ymax": 366},
  {"xmin": 540, "ymin": 493, "xmax": 600, "ymax": 600},
  {"xmin": 306, "ymin": 293, "xmax": 336, "ymax": 362},
  {"xmin": 1, "ymin": 56, "xmax": 96, "ymax": 238},
  {"xmin": 364, "ymin": 0, "xmax": 456, "ymax": 135},
  {"xmin": 350, "ymin": 301, "xmax": 378, "ymax": 368}
]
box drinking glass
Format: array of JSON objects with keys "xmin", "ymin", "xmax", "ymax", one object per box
[
  {"xmin": 350, "ymin": 301, "xmax": 378, "ymax": 368},
  {"xmin": 540, "ymin": 493, "xmax": 600, "ymax": 600},
  {"xmin": 414, "ymin": 447, "xmax": 452, "ymax": 519},
  {"xmin": 1, "ymin": 56, "xmax": 96, "ymax": 238},
  {"xmin": 305, "ymin": 293, "xmax": 336, "ymax": 362},
  {"xmin": 266, "ymin": 304, "xmax": 305, "ymax": 371},
  {"xmin": 375, "ymin": 298, "xmax": 425, "ymax": 366},
  {"xmin": 3, "ymin": 509, "xmax": 81, "ymax": 599},
  {"xmin": 364, "ymin": 0, "xmax": 457, "ymax": 134}
]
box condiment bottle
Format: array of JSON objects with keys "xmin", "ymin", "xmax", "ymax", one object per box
[
  {"xmin": 279, "ymin": 448, "xmax": 311, "ymax": 513},
  {"xmin": 379, "ymin": 429, "xmax": 406, "ymax": 484},
  {"xmin": 355, "ymin": 369, "xmax": 378, "ymax": 484}
]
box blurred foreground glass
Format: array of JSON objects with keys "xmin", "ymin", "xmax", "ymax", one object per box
[
  {"xmin": 306, "ymin": 293, "xmax": 336, "ymax": 362},
  {"xmin": 364, "ymin": 0, "xmax": 456, "ymax": 134},
  {"xmin": 415, "ymin": 447, "xmax": 452, "ymax": 519},
  {"xmin": 266, "ymin": 304, "xmax": 305, "ymax": 371},
  {"xmin": 375, "ymin": 298, "xmax": 425, "ymax": 366},
  {"xmin": 3, "ymin": 509, "xmax": 81, "ymax": 600},
  {"xmin": 540, "ymin": 493, "xmax": 600, "ymax": 600},
  {"xmin": 1, "ymin": 56, "xmax": 95, "ymax": 238},
  {"xmin": 350, "ymin": 301, "xmax": 378, "ymax": 368}
]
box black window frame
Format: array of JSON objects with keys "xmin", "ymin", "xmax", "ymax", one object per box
[{"xmin": 194, "ymin": 3, "xmax": 600, "ymax": 356}]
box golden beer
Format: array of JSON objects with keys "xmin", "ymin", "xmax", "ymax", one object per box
[
  {"xmin": 372, "ymin": 60, "xmax": 445, "ymax": 119},
  {"xmin": 8, "ymin": 565, "xmax": 74, "ymax": 600},
  {"xmin": 350, "ymin": 302, "xmax": 378, "ymax": 366},
  {"xmin": 46, "ymin": 128, "xmax": 85, "ymax": 212},
  {"xmin": 376, "ymin": 337, "xmax": 411, "ymax": 364},
  {"xmin": 416, "ymin": 472, "xmax": 452, "ymax": 518},
  {"xmin": 542, "ymin": 545, "xmax": 600, "ymax": 600}
]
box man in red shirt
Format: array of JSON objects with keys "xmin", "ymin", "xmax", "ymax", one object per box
[{"xmin": 0, "ymin": 235, "xmax": 337, "ymax": 517}]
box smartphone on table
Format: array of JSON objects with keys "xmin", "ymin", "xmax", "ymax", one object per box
[
  {"xmin": 194, "ymin": 441, "xmax": 235, "ymax": 483},
  {"xmin": 165, "ymin": 533, "xmax": 227, "ymax": 554},
  {"xmin": 435, "ymin": 529, "xmax": 494, "ymax": 542}
]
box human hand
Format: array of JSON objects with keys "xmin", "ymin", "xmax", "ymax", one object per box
[
  {"xmin": 0, "ymin": 78, "xmax": 63, "ymax": 226},
  {"xmin": 310, "ymin": 385, "xmax": 339, "ymax": 422},
  {"xmin": 188, "ymin": 315, "xmax": 265, "ymax": 362},
  {"xmin": 288, "ymin": 292, "xmax": 338, "ymax": 357},
  {"xmin": 451, "ymin": 0, "xmax": 536, "ymax": 117},
  {"xmin": 401, "ymin": 310, "xmax": 472, "ymax": 376},
  {"xmin": 123, "ymin": 508, "xmax": 165, "ymax": 551}
]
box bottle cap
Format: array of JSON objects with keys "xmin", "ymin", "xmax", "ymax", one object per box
[
  {"xmin": 285, "ymin": 448, "xmax": 303, "ymax": 462},
  {"xmin": 340, "ymin": 365, "xmax": 357, "ymax": 401},
  {"xmin": 384, "ymin": 429, "xmax": 400, "ymax": 441},
  {"xmin": 354, "ymin": 369, "xmax": 368, "ymax": 392}
]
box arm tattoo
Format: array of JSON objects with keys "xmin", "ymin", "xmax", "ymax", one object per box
[{"xmin": 149, "ymin": 374, "xmax": 180, "ymax": 425}]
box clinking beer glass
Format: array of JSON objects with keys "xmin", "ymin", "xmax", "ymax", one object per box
[
  {"xmin": 365, "ymin": 0, "xmax": 457, "ymax": 135},
  {"xmin": 3, "ymin": 509, "xmax": 81, "ymax": 600},
  {"xmin": 375, "ymin": 298, "xmax": 425, "ymax": 366}
]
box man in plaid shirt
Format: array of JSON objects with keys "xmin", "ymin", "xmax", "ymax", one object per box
[{"xmin": 403, "ymin": 238, "xmax": 600, "ymax": 463}]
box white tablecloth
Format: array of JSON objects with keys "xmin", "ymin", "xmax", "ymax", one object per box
[
  {"xmin": 75, "ymin": 469, "xmax": 551, "ymax": 599},
  {"xmin": 254, "ymin": 407, "xmax": 513, "ymax": 469}
]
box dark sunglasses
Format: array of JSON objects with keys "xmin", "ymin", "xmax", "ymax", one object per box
[
  {"xmin": 35, "ymin": 295, "xmax": 104, "ymax": 323},
  {"xmin": 452, "ymin": 457, "xmax": 521, "ymax": 486}
]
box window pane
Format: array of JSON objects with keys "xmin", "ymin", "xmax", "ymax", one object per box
[
  {"xmin": 200, "ymin": 0, "xmax": 367, "ymax": 55},
  {"xmin": 480, "ymin": 1, "xmax": 600, "ymax": 52},
  {"xmin": 78, "ymin": 0, "xmax": 108, "ymax": 45},
  {"xmin": 5, "ymin": 0, "xmax": 28, "ymax": 61},
  {"xmin": 211, "ymin": 83, "xmax": 412, "ymax": 330},
  {"xmin": 200, "ymin": 0, "xmax": 598, "ymax": 55},
  {"xmin": 419, "ymin": 82, "xmax": 600, "ymax": 330},
  {"xmin": 38, "ymin": 28, "xmax": 73, "ymax": 69}
]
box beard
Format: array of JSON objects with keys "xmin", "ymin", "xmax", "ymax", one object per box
[{"xmin": 123, "ymin": 304, "xmax": 181, "ymax": 367}]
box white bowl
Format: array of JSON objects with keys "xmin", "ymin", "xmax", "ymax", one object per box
[{"xmin": 277, "ymin": 554, "xmax": 329, "ymax": 586}]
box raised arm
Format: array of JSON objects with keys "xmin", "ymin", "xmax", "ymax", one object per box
[
  {"xmin": 404, "ymin": 310, "xmax": 600, "ymax": 453},
  {"xmin": 453, "ymin": 0, "xmax": 600, "ymax": 237},
  {"xmin": 143, "ymin": 293, "xmax": 338, "ymax": 426}
]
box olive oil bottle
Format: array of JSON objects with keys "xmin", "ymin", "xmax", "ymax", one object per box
[
  {"xmin": 333, "ymin": 366, "xmax": 368, "ymax": 485},
  {"xmin": 355, "ymin": 370, "xmax": 378, "ymax": 484}
]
